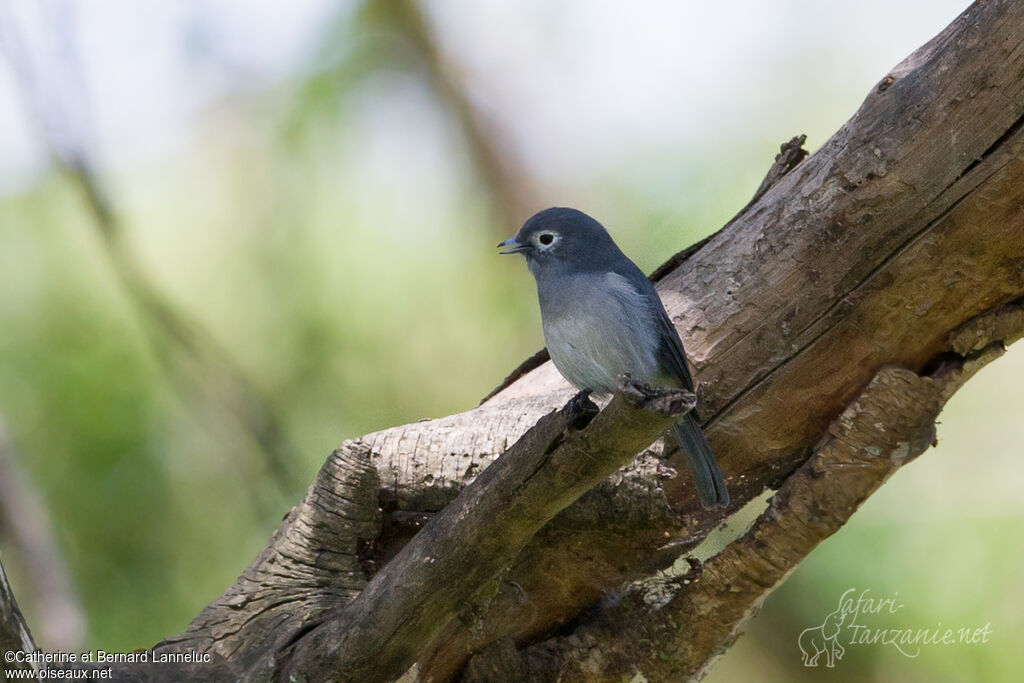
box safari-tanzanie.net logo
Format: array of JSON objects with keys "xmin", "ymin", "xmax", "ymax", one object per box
[{"xmin": 798, "ymin": 588, "xmax": 992, "ymax": 668}]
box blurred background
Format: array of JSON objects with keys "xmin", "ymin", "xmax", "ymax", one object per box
[{"xmin": 0, "ymin": 1, "xmax": 1020, "ymax": 681}]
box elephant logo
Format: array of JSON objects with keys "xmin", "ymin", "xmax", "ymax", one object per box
[{"xmin": 798, "ymin": 606, "xmax": 847, "ymax": 667}]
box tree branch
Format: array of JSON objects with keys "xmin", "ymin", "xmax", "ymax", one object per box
[
  {"xmin": 78, "ymin": 383, "xmax": 691, "ymax": 682},
  {"xmin": 518, "ymin": 322, "xmax": 1014, "ymax": 680},
  {"xmin": 279, "ymin": 383, "xmax": 693, "ymax": 682}
]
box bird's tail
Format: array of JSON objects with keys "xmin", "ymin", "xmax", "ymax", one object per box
[{"xmin": 673, "ymin": 414, "xmax": 729, "ymax": 509}]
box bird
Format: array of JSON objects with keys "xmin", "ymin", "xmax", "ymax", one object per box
[{"xmin": 498, "ymin": 207, "xmax": 729, "ymax": 508}]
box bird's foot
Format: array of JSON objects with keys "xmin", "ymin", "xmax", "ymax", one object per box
[{"xmin": 564, "ymin": 390, "xmax": 598, "ymax": 429}]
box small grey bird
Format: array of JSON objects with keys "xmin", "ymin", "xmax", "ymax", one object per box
[{"xmin": 499, "ymin": 207, "xmax": 729, "ymax": 508}]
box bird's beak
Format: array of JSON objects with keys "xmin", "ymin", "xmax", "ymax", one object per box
[{"xmin": 497, "ymin": 237, "xmax": 530, "ymax": 255}]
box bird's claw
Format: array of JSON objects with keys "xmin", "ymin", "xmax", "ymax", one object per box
[{"xmin": 564, "ymin": 390, "xmax": 598, "ymax": 428}]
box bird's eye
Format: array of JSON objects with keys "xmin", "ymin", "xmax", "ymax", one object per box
[{"xmin": 538, "ymin": 232, "xmax": 555, "ymax": 246}]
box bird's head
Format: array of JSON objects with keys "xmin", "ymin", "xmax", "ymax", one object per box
[{"xmin": 498, "ymin": 207, "xmax": 620, "ymax": 275}]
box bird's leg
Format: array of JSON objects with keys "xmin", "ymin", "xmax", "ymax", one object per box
[
  {"xmin": 567, "ymin": 389, "xmax": 593, "ymax": 412},
  {"xmin": 565, "ymin": 389, "xmax": 598, "ymax": 429}
]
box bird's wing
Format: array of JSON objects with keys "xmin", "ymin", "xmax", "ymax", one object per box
[
  {"xmin": 618, "ymin": 265, "xmax": 697, "ymax": 392},
  {"xmin": 651, "ymin": 298, "xmax": 696, "ymax": 391}
]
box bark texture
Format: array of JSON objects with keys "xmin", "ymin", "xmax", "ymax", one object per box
[
  {"xmin": 518, "ymin": 333, "xmax": 1007, "ymax": 680},
  {"xmin": 279, "ymin": 384, "xmax": 693, "ymax": 683},
  {"xmin": 12, "ymin": 0, "xmax": 1023, "ymax": 681},
  {"xmin": 0, "ymin": 557, "xmax": 40, "ymax": 678}
]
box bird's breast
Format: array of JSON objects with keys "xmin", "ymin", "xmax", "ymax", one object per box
[{"xmin": 538, "ymin": 272, "xmax": 661, "ymax": 394}]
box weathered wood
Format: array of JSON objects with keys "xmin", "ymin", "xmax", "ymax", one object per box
[
  {"xmin": 461, "ymin": 638, "xmax": 525, "ymax": 683},
  {"xmin": 1, "ymin": 556, "xmax": 40, "ymax": 679},
  {"xmin": 75, "ymin": 444, "xmax": 383, "ymax": 682},
  {"xmin": 277, "ymin": 384, "xmax": 694, "ymax": 682},
  {"xmin": 518, "ymin": 316, "xmax": 1015, "ymax": 680}
]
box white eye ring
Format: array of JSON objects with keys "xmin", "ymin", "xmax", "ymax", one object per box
[{"xmin": 534, "ymin": 231, "xmax": 559, "ymax": 249}]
